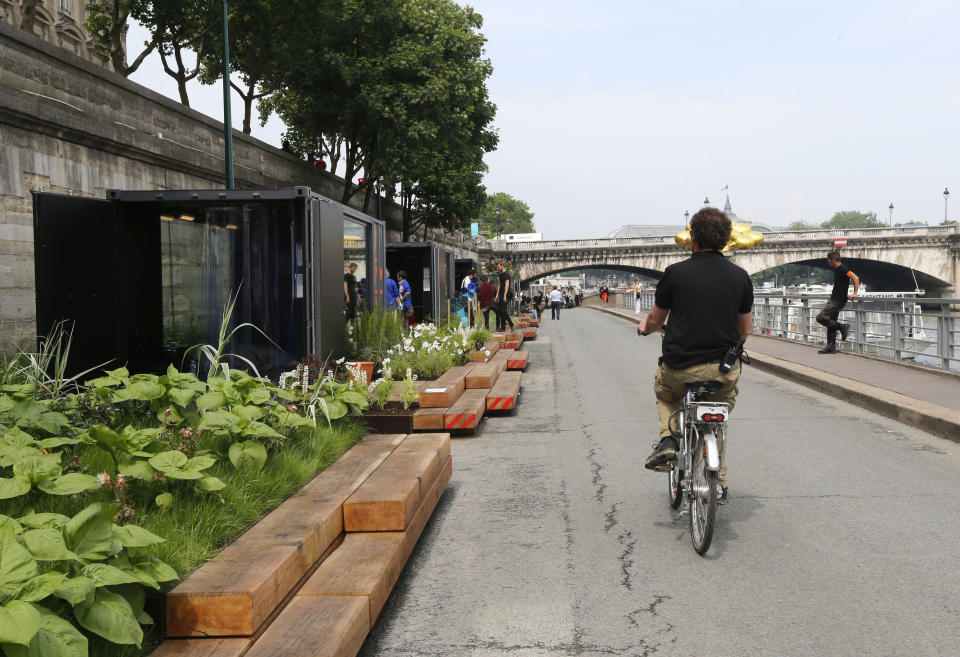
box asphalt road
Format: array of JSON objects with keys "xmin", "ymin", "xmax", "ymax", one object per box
[{"xmin": 359, "ymin": 308, "xmax": 960, "ymax": 657}]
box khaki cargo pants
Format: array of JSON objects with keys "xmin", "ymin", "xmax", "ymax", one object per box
[{"xmin": 654, "ymin": 360, "xmax": 741, "ymax": 486}]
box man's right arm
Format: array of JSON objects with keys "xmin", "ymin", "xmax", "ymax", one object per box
[
  {"xmin": 637, "ymin": 304, "xmax": 668, "ymax": 335},
  {"xmin": 737, "ymin": 312, "xmax": 753, "ymax": 341}
]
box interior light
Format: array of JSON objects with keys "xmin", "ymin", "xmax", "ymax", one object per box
[
  {"xmin": 178, "ymin": 214, "xmax": 196, "ymax": 222},
  {"xmin": 226, "ymin": 224, "xmax": 239, "ymax": 230},
  {"xmin": 160, "ymin": 215, "xmax": 175, "ymax": 222}
]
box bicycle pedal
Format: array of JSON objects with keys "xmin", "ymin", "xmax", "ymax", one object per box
[{"xmin": 654, "ymin": 464, "xmax": 673, "ymax": 472}]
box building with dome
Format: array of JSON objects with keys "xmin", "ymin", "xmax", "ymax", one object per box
[{"xmin": 607, "ymin": 195, "xmax": 783, "ymax": 238}]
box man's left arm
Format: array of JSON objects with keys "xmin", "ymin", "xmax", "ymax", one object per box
[
  {"xmin": 637, "ymin": 305, "xmax": 668, "ymax": 336},
  {"xmin": 737, "ymin": 312, "xmax": 753, "ymax": 341},
  {"xmin": 848, "ymin": 270, "xmax": 860, "ymax": 299}
]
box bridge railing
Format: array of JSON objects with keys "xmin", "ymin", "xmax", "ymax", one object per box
[
  {"xmin": 500, "ymin": 224, "xmax": 958, "ymax": 250},
  {"xmin": 621, "ymin": 291, "xmax": 960, "ymax": 373},
  {"xmin": 754, "ymin": 294, "xmax": 960, "ymax": 372}
]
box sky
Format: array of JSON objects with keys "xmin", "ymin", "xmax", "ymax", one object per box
[{"xmin": 129, "ymin": 1, "xmax": 960, "ymax": 239}]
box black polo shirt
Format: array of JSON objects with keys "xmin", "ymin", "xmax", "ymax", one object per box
[
  {"xmin": 830, "ymin": 264, "xmax": 851, "ymax": 302},
  {"xmin": 654, "ymin": 251, "xmax": 754, "ymax": 369}
]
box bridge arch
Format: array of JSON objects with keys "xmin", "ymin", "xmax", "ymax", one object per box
[
  {"xmin": 518, "ymin": 264, "xmax": 663, "ymax": 289},
  {"xmin": 737, "ymin": 256, "xmax": 952, "ymax": 292}
]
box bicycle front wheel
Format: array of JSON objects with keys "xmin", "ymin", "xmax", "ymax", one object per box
[{"xmin": 689, "ymin": 436, "xmax": 718, "ymax": 555}]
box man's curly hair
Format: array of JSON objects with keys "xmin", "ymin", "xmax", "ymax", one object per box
[{"xmin": 690, "ymin": 207, "xmax": 731, "ymax": 251}]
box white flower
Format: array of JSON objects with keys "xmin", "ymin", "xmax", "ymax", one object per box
[
  {"xmin": 336, "ymin": 356, "xmax": 346, "ymax": 365},
  {"xmin": 484, "ymin": 350, "xmax": 490, "ymax": 356},
  {"xmin": 97, "ymin": 472, "xmax": 111, "ymax": 487}
]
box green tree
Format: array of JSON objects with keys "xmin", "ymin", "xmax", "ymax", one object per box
[
  {"xmin": 820, "ymin": 210, "xmax": 884, "ymax": 229},
  {"xmin": 478, "ymin": 192, "xmax": 535, "ymax": 236},
  {"xmin": 259, "ymin": 0, "xmax": 497, "ymax": 233},
  {"xmin": 787, "ymin": 219, "xmax": 819, "ymax": 231},
  {"xmin": 85, "ymin": 0, "xmax": 158, "ymax": 76}
]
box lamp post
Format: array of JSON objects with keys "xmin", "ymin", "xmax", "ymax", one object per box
[
  {"xmin": 684, "ymin": 209, "xmax": 689, "ymax": 226},
  {"xmin": 888, "ymin": 202, "xmax": 894, "ymax": 227},
  {"xmin": 495, "ymin": 206, "xmax": 502, "ymax": 236},
  {"xmin": 703, "ymin": 196, "xmax": 710, "ymax": 206},
  {"xmin": 944, "ymin": 188, "xmax": 950, "ymax": 223},
  {"xmin": 221, "ymin": 0, "xmax": 234, "ymax": 189}
]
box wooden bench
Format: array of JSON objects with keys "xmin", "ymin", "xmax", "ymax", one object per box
[
  {"xmin": 343, "ymin": 433, "xmax": 450, "ymax": 532},
  {"xmin": 443, "ymin": 389, "xmax": 487, "ymax": 432},
  {"xmin": 507, "ymin": 350, "xmax": 528, "ymax": 371},
  {"xmin": 412, "ymin": 407, "xmax": 445, "ymax": 431},
  {"xmin": 165, "ymin": 434, "xmax": 408, "ymax": 638},
  {"xmin": 464, "ymin": 358, "xmax": 507, "ymax": 389},
  {"xmin": 522, "ymin": 328, "xmax": 537, "ymax": 340},
  {"xmin": 486, "ymin": 371, "xmax": 522, "ymax": 412},
  {"xmin": 387, "ymin": 380, "xmax": 427, "ymax": 404},
  {"xmin": 490, "ymin": 332, "xmax": 506, "ymax": 343},
  {"xmin": 243, "ymin": 455, "xmax": 452, "ymax": 657},
  {"xmin": 503, "ymin": 337, "xmax": 523, "ymax": 350},
  {"xmin": 417, "ymin": 365, "xmax": 471, "ymax": 408},
  {"xmin": 529, "ymin": 319, "xmax": 540, "ymax": 327}
]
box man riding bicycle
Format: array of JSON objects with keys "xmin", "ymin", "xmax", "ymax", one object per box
[{"xmin": 636, "ymin": 207, "xmax": 753, "ymax": 503}]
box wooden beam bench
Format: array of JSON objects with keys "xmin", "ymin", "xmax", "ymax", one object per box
[
  {"xmin": 522, "ymin": 328, "xmax": 537, "ymax": 340},
  {"xmin": 343, "ymin": 433, "xmax": 450, "ymax": 532},
  {"xmin": 443, "ymin": 388, "xmax": 488, "ymax": 432},
  {"xmin": 417, "ymin": 365, "xmax": 472, "ymax": 408},
  {"xmin": 164, "ymin": 434, "xmax": 408, "ymax": 638},
  {"xmin": 486, "ymin": 371, "xmax": 522, "ymax": 412},
  {"xmin": 490, "ymin": 332, "xmax": 506, "ymax": 342},
  {"xmin": 412, "ymin": 407, "xmax": 445, "ymax": 431},
  {"xmin": 464, "ymin": 357, "xmax": 507, "ymax": 389},
  {"xmin": 507, "ymin": 350, "xmax": 528, "ymax": 371}
]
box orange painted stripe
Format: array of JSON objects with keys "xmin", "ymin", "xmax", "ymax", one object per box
[
  {"xmin": 503, "ymin": 397, "xmax": 515, "ymax": 409},
  {"xmin": 445, "ymin": 414, "xmax": 463, "ymax": 429},
  {"xmin": 458, "ymin": 413, "xmax": 476, "ymax": 429},
  {"xmin": 488, "ymin": 397, "xmax": 503, "ymax": 410}
]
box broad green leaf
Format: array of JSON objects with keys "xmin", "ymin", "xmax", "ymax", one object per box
[
  {"xmin": 128, "ymin": 374, "xmax": 159, "ymax": 384},
  {"xmin": 166, "ymin": 387, "xmax": 196, "ymax": 408},
  {"xmin": 147, "ymin": 450, "xmax": 187, "ymax": 472},
  {"xmin": 339, "ymin": 391, "xmax": 368, "ymax": 406},
  {"xmin": 186, "ymin": 455, "xmax": 215, "ymax": 471},
  {"xmin": 119, "ymin": 381, "xmax": 165, "ymax": 402},
  {"xmin": 155, "ymin": 404, "xmax": 183, "ymax": 425},
  {"xmin": 0, "ymin": 516, "xmax": 23, "ymax": 542},
  {"xmin": 104, "ymin": 367, "xmax": 129, "ymax": 380},
  {"xmin": 0, "ymin": 477, "xmax": 31, "ymax": 500},
  {"xmin": 196, "ymin": 409, "xmax": 240, "ymax": 431},
  {"xmin": 33, "ymin": 437, "xmax": 79, "ymax": 449},
  {"xmin": 195, "ymin": 476, "xmax": 226, "ymax": 492},
  {"xmin": 78, "ymin": 563, "xmax": 139, "ymax": 587},
  {"xmin": 240, "ymin": 421, "xmax": 283, "ymax": 439},
  {"xmin": 17, "ymin": 514, "xmax": 68, "ymax": 530},
  {"xmin": 118, "ymin": 461, "xmax": 154, "ymax": 481},
  {"xmin": 0, "ymin": 446, "xmax": 38, "ymax": 469},
  {"xmin": 245, "ymin": 387, "xmax": 271, "ymax": 405},
  {"xmin": 0, "ymin": 537, "xmax": 38, "ymax": 588},
  {"xmin": 74, "ymin": 588, "xmax": 143, "ymax": 646},
  {"xmin": 271, "ymin": 406, "xmax": 314, "ymax": 427},
  {"xmin": 2, "ymin": 605, "xmax": 87, "ymax": 657},
  {"xmin": 87, "ymin": 425, "xmax": 124, "ymax": 453},
  {"xmin": 228, "ymin": 441, "xmax": 268, "ymax": 472},
  {"xmin": 110, "ymin": 583, "xmax": 153, "ymax": 625},
  {"xmin": 11, "ymin": 572, "xmax": 64, "ymax": 602},
  {"xmin": 37, "ymin": 473, "xmax": 98, "ymax": 496},
  {"xmin": 7, "ymin": 402, "xmax": 70, "ymax": 434},
  {"xmin": 233, "ymin": 404, "xmax": 263, "ymax": 421},
  {"xmin": 324, "ymin": 399, "xmax": 348, "ymax": 420},
  {"xmin": 85, "ymin": 375, "xmax": 122, "ymax": 389},
  {"xmin": 53, "ymin": 576, "xmax": 95, "ymax": 605},
  {"xmin": 2, "ymin": 428, "xmax": 35, "ymax": 448},
  {"xmin": 122, "ymin": 427, "xmax": 164, "ymax": 450},
  {"xmin": 195, "ymin": 391, "xmax": 226, "ymax": 411},
  {"xmin": 155, "ymin": 493, "xmax": 173, "ymax": 509},
  {"xmin": 13, "ymin": 453, "xmax": 61, "ymax": 484},
  {"xmin": 127, "ymin": 555, "xmax": 178, "ymax": 584},
  {"xmin": 111, "ymin": 524, "xmax": 164, "ymax": 548},
  {"xmin": 63, "ymin": 504, "xmax": 115, "ymax": 562},
  {"xmin": 20, "ymin": 529, "xmax": 77, "ymax": 561},
  {"xmin": 0, "ymin": 600, "xmax": 41, "ymax": 646}
]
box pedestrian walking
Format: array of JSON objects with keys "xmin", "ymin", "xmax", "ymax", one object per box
[
  {"xmin": 549, "ymin": 286, "xmax": 563, "ymax": 320},
  {"xmin": 634, "ymin": 278, "xmax": 644, "ymax": 314},
  {"xmin": 533, "ymin": 290, "xmax": 544, "ymax": 319},
  {"xmin": 478, "ymin": 274, "xmax": 496, "ymax": 329},
  {"xmin": 385, "ymin": 269, "xmax": 401, "ymax": 313},
  {"xmin": 816, "ymin": 251, "xmax": 860, "ymax": 354},
  {"xmin": 344, "ymin": 262, "xmax": 359, "ymax": 320},
  {"xmin": 495, "ymin": 262, "xmax": 515, "ymax": 331},
  {"xmin": 397, "ymin": 270, "xmax": 413, "ymax": 330},
  {"xmin": 600, "ymin": 283, "xmax": 609, "ymax": 306}
]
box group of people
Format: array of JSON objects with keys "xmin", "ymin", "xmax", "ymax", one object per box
[
  {"xmin": 474, "ymin": 262, "xmax": 516, "ymax": 331},
  {"xmin": 344, "ymin": 263, "xmax": 414, "ymax": 328}
]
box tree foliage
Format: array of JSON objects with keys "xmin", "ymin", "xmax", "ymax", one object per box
[
  {"xmin": 478, "ymin": 192, "xmax": 535, "ymax": 236},
  {"xmin": 85, "ymin": 0, "xmax": 157, "ymax": 76},
  {"xmin": 821, "ymin": 210, "xmax": 884, "ymax": 229}
]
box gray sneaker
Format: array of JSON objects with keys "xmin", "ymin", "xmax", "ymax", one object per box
[
  {"xmin": 717, "ymin": 485, "xmax": 729, "ymax": 505},
  {"xmin": 645, "ymin": 437, "xmax": 678, "ymax": 470}
]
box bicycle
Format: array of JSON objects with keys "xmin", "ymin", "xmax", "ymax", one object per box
[{"xmin": 654, "ymin": 380, "xmax": 728, "ymax": 555}]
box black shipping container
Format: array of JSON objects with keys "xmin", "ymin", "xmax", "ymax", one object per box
[
  {"xmin": 33, "ymin": 187, "xmax": 385, "ymax": 379},
  {"xmin": 385, "ymin": 241, "xmax": 455, "ymax": 323}
]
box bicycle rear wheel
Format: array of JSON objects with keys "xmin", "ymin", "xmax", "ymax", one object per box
[{"xmin": 689, "ymin": 436, "xmax": 718, "ymax": 554}]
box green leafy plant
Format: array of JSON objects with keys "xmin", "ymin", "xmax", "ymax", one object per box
[
  {"xmin": 4, "ymin": 322, "xmax": 109, "ymax": 401},
  {"xmin": 400, "ymin": 370, "xmax": 419, "ymax": 411},
  {"xmin": 350, "ymin": 307, "xmax": 404, "ymax": 362}
]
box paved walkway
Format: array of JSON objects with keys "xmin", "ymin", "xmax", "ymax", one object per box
[
  {"xmin": 591, "ymin": 304, "xmax": 960, "ymax": 440},
  {"xmin": 359, "ymin": 307, "xmax": 960, "ymax": 657}
]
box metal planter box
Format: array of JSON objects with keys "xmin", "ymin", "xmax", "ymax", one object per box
[{"xmin": 33, "ymin": 187, "xmax": 385, "ymax": 379}]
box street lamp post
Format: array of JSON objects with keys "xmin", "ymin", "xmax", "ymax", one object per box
[
  {"xmin": 888, "ymin": 202, "xmax": 894, "ymax": 227},
  {"xmin": 495, "ymin": 206, "xmax": 501, "ymax": 236},
  {"xmin": 684, "ymin": 210, "xmax": 690, "ymax": 225},
  {"xmin": 703, "ymin": 196, "xmax": 710, "ymax": 206},
  {"xmin": 944, "ymin": 188, "xmax": 950, "ymax": 223}
]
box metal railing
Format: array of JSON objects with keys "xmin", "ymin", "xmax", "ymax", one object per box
[
  {"xmin": 499, "ymin": 224, "xmax": 958, "ymax": 251},
  {"xmin": 622, "ymin": 291, "xmax": 960, "ymax": 373}
]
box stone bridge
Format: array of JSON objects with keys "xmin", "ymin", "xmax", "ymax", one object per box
[{"xmin": 490, "ymin": 226, "xmax": 960, "ymax": 294}]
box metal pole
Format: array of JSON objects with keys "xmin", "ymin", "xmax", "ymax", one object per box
[{"xmin": 221, "ymin": 0, "xmax": 234, "ymax": 189}]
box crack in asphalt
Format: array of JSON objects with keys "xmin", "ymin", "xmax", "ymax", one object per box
[
  {"xmin": 604, "ymin": 502, "xmax": 621, "ymax": 533},
  {"xmin": 627, "ymin": 594, "xmax": 671, "ymax": 628},
  {"xmin": 378, "ymin": 637, "xmax": 665, "ymax": 656},
  {"xmin": 617, "ymin": 530, "xmax": 637, "ymax": 591},
  {"xmin": 587, "ymin": 446, "xmax": 608, "ymax": 502}
]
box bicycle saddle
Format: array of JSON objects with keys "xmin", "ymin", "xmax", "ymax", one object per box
[{"xmin": 686, "ymin": 380, "xmax": 721, "ymax": 396}]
